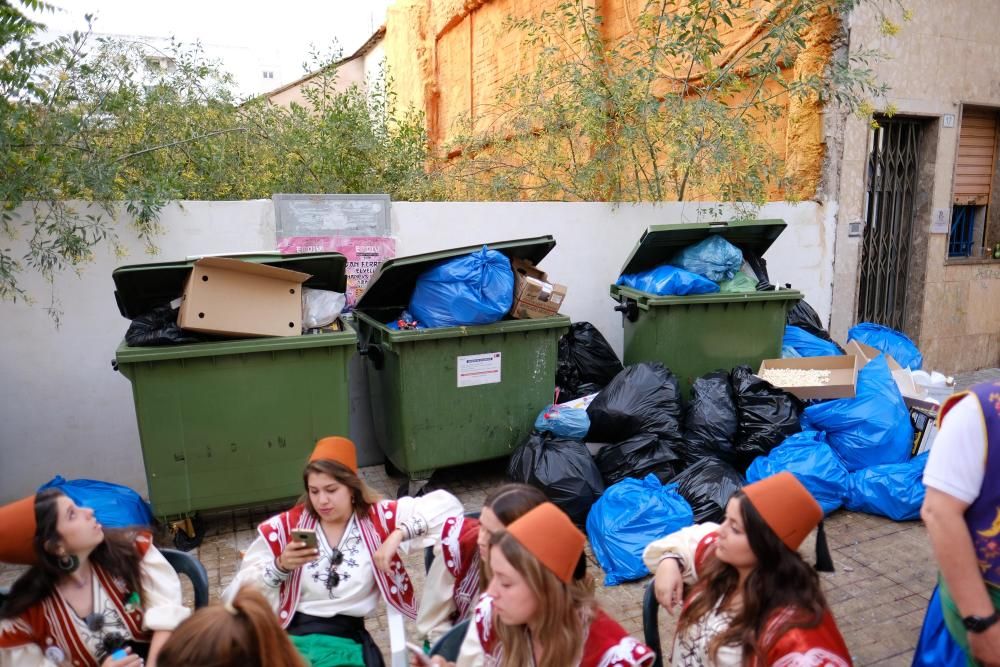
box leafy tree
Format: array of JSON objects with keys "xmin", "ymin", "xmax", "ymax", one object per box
[
  {"xmin": 436, "ymin": 0, "xmax": 905, "ymax": 204},
  {"xmin": 1, "ymin": 1, "xmax": 432, "ymax": 304}
]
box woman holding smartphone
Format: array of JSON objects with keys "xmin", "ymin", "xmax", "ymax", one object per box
[{"xmin": 225, "ymin": 436, "xmax": 462, "ymax": 667}]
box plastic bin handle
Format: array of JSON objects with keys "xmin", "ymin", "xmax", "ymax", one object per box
[
  {"xmin": 614, "ymin": 300, "xmax": 640, "ymax": 322},
  {"xmin": 358, "ymin": 341, "xmax": 385, "ymax": 370}
]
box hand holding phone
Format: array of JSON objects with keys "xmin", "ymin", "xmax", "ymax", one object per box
[
  {"xmin": 291, "ymin": 529, "xmax": 318, "ymax": 550},
  {"xmin": 279, "ymin": 530, "xmax": 319, "ymax": 570},
  {"xmin": 406, "ymin": 642, "xmax": 432, "ymax": 666}
]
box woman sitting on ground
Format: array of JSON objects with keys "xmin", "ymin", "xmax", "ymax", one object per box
[
  {"xmin": 644, "ymin": 472, "xmax": 851, "ymax": 667},
  {"xmin": 414, "ymin": 483, "xmax": 546, "ymax": 651},
  {"xmin": 0, "ymin": 489, "xmax": 188, "ymax": 667},
  {"xmin": 452, "ymin": 502, "xmax": 654, "ymax": 667},
  {"xmin": 225, "ymin": 436, "xmax": 462, "ymax": 667},
  {"xmin": 158, "ymin": 585, "xmax": 305, "ymax": 667}
]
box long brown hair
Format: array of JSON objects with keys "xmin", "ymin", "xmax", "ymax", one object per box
[
  {"xmin": 479, "ymin": 484, "xmax": 548, "ymax": 587},
  {"xmin": 1, "ymin": 489, "xmax": 145, "ymax": 619},
  {"xmin": 490, "ymin": 529, "xmax": 595, "ymax": 667},
  {"xmin": 676, "ymin": 491, "xmax": 828, "ymax": 662},
  {"xmin": 301, "ymin": 459, "xmax": 381, "ymax": 520},
  {"xmin": 157, "ymin": 586, "xmax": 306, "ymax": 667}
]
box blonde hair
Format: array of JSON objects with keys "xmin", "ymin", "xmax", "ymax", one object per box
[{"xmin": 491, "ymin": 530, "xmax": 595, "ymax": 667}]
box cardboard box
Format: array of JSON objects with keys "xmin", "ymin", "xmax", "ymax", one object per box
[
  {"xmin": 909, "ymin": 405, "xmax": 940, "ymax": 456},
  {"xmin": 510, "ymin": 258, "xmax": 567, "ymax": 320},
  {"xmin": 178, "ymin": 257, "xmax": 311, "ymax": 338},
  {"xmin": 845, "ymin": 340, "xmax": 952, "ymax": 408},
  {"xmin": 757, "ymin": 355, "xmax": 859, "ymax": 400}
]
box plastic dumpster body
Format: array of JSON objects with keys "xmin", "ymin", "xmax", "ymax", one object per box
[
  {"xmin": 113, "ymin": 253, "xmax": 356, "ymax": 546},
  {"xmin": 354, "ymin": 237, "xmax": 570, "ymax": 481},
  {"xmin": 611, "ymin": 221, "xmax": 802, "ymax": 397}
]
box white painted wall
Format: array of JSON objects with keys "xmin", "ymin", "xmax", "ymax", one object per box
[{"xmin": 0, "ymin": 199, "xmax": 829, "ymax": 503}]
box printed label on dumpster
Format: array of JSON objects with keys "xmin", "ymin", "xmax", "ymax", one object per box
[{"xmin": 457, "ymin": 352, "xmax": 502, "ymax": 388}]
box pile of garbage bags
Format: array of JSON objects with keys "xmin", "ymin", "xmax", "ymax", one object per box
[
  {"xmin": 510, "ymin": 313, "xmax": 935, "ymax": 585},
  {"xmin": 616, "ymin": 236, "xmax": 757, "ymax": 297}
]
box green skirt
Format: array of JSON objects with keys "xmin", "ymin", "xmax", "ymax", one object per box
[{"xmin": 290, "ymin": 633, "xmax": 365, "ymax": 667}]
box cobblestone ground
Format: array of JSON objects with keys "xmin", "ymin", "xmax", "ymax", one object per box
[{"xmin": 2, "ymin": 368, "xmax": 996, "ymax": 665}]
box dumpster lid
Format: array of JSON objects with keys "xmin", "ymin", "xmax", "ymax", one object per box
[
  {"xmin": 356, "ymin": 236, "xmax": 557, "ymax": 311},
  {"xmin": 619, "ymin": 219, "xmax": 788, "ymax": 276},
  {"xmin": 112, "ymin": 252, "xmax": 348, "ymax": 320}
]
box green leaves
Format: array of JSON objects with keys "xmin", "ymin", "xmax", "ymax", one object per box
[{"xmin": 1, "ymin": 3, "xmax": 432, "ymax": 303}]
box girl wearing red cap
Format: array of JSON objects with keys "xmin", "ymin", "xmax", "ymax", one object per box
[
  {"xmin": 414, "ymin": 484, "xmax": 546, "ymax": 657},
  {"xmin": 458, "ymin": 502, "xmax": 653, "ymax": 667},
  {"xmin": 224, "ymin": 437, "xmax": 462, "ymax": 667},
  {"xmin": 643, "ymin": 472, "xmax": 851, "ymax": 667},
  {"xmin": 0, "ymin": 489, "xmax": 189, "ymax": 667}
]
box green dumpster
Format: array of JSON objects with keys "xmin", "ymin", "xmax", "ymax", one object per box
[
  {"xmin": 611, "ymin": 220, "xmax": 803, "ymax": 397},
  {"xmin": 113, "ymin": 253, "xmax": 355, "ymax": 545},
  {"xmin": 354, "ymin": 237, "xmax": 570, "ymax": 481}
]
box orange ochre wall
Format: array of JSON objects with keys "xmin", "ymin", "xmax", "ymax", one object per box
[{"xmin": 384, "ymin": 0, "xmax": 839, "ymax": 200}]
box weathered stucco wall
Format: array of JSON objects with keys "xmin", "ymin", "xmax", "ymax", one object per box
[
  {"xmin": 383, "ymin": 0, "xmax": 837, "ymax": 199},
  {"xmin": 829, "ymin": 0, "xmax": 1000, "ymax": 371}
]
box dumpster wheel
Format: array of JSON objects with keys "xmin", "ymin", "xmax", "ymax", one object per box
[{"xmin": 170, "ymin": 515, "xmax": 204, "ymax": 551}]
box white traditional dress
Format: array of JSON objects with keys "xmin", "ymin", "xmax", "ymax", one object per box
[
  {"xmin": 415, "ymin": 513, "xmax": 481, "ymax": 645},
  {"xmin": 0, "ymin": 532, "xmax": 189, "ymax": 667}
]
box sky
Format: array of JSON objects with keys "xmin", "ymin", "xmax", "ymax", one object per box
[{"xmin": 30, "ymin": 0, "xmax": 392, "ymax": 96}]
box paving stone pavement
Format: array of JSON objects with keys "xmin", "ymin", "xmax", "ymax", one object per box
[{"xmin": 1, "ymin": 367, "xmax": 996, "ymax": 665}]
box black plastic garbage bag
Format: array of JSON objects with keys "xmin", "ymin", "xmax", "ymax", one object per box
[
  {"xmin": 671, "ymin": 457, "xmax": 744, "ymax": 524},
  {"xmin": 595, "ymin": 432, "xmax": 683, "ymax": 487},
  {"xmin": 125, "ymin": 305, "xmax": 207, "ymax": 347},
  {"xmin": 731, "ymin": 366, "xmax": 803, "ymax": 467},
  {"xmin": 787, "ymin": 300, "xmax": 844, "ymax": 352},
  {"xmin": 683, "ymin": 372, "xmax": 739, "ymax": 465},
  {"xmin": 586, "ymin": 362, "xmax": 683, "ymax": 443},
  {"xmin": 742, "ymin": 249, "xmax": 773, "ymax": 291},
  {"xmin": 507, "ymin": 432, "xmax": 604, "ymax": 527},
  {"xmin": 557, "ymin": 322, "xmax": 624, "ymax": 400}
]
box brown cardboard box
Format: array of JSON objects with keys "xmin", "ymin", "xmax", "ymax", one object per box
[
  {"xmin": 510, "ymin": 258, "xmax": 567, "ymax": 320},
  {"xmin": 757, "ymin": 355, "xmax": 859, "ymax": 400},
  {"xmin": 844, "ymin": 340, "xmax": 947, "ymax": 408},
  {"xmin": 178, "ymin": 257, "xmax": 311, "ymax": 338}
]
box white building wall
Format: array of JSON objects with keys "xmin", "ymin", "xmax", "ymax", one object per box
[{"xmin": 0, "ymin": 200, "xmax": 829, "ymax": 503}]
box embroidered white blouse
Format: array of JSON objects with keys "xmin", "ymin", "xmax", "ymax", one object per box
[
  {"xmin": 0, "ymin": 545, "xmax": 189, "ymax": 667},
  {"xmin": 225, "ymin": 490, "xmax": 463, "ymax": 619}
]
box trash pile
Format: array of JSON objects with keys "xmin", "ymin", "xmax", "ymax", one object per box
[
  {"xmin": 386, "ymin": 246, "xmax": 568, "ymax": 330},
  {"xmin": 511, "ymin": 309, "xmax": 949, "ymax": 585},
  {"xmin": 118, "ymin": 255, "xmax": 350, "ymax": 346}
]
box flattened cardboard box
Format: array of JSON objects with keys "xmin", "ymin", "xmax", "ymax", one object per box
[
  {"xmin": 757, "ymin": 355, "xmax": 858, "ymax": 400},
  {"xmin": 510, "ymin": 258, "xmax": 567, "ymax": 320},
  {"xmin": 178, "ymin": 257, "xmax": 311, "ymax": 338}
]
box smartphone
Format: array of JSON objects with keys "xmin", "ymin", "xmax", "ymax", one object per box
[
  {"xmin": 406, "ymin": 642, "xmax": 432, "ymax": 666},
  {"xmin": 291, "ymin": 529, "xmax": 318, "ymax": 550}
]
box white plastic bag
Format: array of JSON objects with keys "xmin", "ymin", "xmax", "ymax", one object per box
[{"xmin": 302, "ymin": 288, "xmax": 346, "ymax": 329}]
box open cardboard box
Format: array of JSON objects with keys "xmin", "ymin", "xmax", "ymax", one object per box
[
  {"xmin": 844, "ymin": 340, "xmax": 946, "ymax": 411},
  {"xmin": 757, "ymin": 355, "xmax": 858, "ymax": 400},
  {"xmin": 178, "ymin": 257, "xmax": 311, "ymax": 338},
  {"xmin": 510, "ymin": 257, "xmax": 568, "ymax": 320}
]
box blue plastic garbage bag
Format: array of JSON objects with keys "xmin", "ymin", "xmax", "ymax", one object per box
[
  {"xmin": 586, "ymin": 475, "xmax": 694, "ymax": 586},
  {"xmin": 847, "ymin": 322, "xmax": 923, "ymax": 370},
  {"xmin": 783, "ymin": 325, "xmax": 843, "ymax": 358},
  {"xmin": 745, "ymin": 431, "xmax": 850, "ymax": 515},
  {"xmin": 669, "ymin": 235, "xmax": 744, "ymax": 282},
  {"xmin": 781, "ymin": 345, "xmax": 801, "ymax": 358},
  {"xmin": 911, "ymin": 585, "xmax": 965, "ymax": 667},
  {"xmin": 39, "ymin": 476, "xmax": 155, "ymax": 528},
  {"xmin": 534, "ymin": 404, "xmax": 590, "ymax": 440},
  {"xmin": 616, "ymin": 265, "xmax": 719, "ymax": 296},
  {"xmin": 385, "ymin": 309, "xmax": 423, "ymax": 330},
  {"xmin": 846, "ymin": 452, "xmax": 928, "ymax": 521},
  {"xmin": 407, "ymin": 247, "xmax": 514, "ymax": 328},
  {"xmin": 801, "ymin": 355, "xmax": 913, "ymax": 471}
]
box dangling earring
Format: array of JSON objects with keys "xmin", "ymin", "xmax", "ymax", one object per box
[{"xmin": 57, "ymin": 554, "xmax": 80, "ymax": 572}]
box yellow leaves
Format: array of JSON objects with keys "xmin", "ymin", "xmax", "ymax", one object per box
[{"xmin": 879, "ymin": 18, "xmax": 900, "ymax": 36}]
